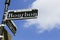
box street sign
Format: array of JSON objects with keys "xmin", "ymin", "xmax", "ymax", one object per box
[
  {"xmin": 7, "ymin": 9, "xmax": 38, "ymax": 20},
  {"xmin": 6, "ymin": 20, "xmax": 17, "ymax": 35},
  {"xmin": 1, "ymin": 0, "xmax": 38, "ymax": 40}
]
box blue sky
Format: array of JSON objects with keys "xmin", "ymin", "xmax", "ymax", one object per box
[{"xmin": 0, "ymin": 0, "xmax": 60, "ymax": 40}]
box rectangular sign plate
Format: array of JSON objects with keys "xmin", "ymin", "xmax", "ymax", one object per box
[
  {"xmin": 6, "ymin": 20, "xmax": 17, "ymax": 35},
  {"xmin": 7, "ymin": 9, "xmax": 38, "ymax": 20}
]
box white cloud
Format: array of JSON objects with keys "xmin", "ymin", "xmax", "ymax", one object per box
[{"xmin": 24, "ymin": 0, "xmax": 60, "ymax": 33}]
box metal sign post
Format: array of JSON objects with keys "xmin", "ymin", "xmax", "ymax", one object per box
[{"xmin": 0, "ymin": 0, "xmax": 38, "ymax": 40}]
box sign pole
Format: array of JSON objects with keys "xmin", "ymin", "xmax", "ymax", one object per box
[
  {"xmin": 2, "ymin": 0, "xmax": 10, "ymax": 24},
  {"xmin": 0, "ymin": 0, "xmax": 11, "ymax": 40},
  {"xmin": 0, "ymin": 24, "xmax": 4, "ymax": 40}
]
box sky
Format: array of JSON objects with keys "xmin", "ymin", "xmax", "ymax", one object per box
[{"xmin": 0, "ymin": 0, "xmax": 60, "ymax": 40}]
